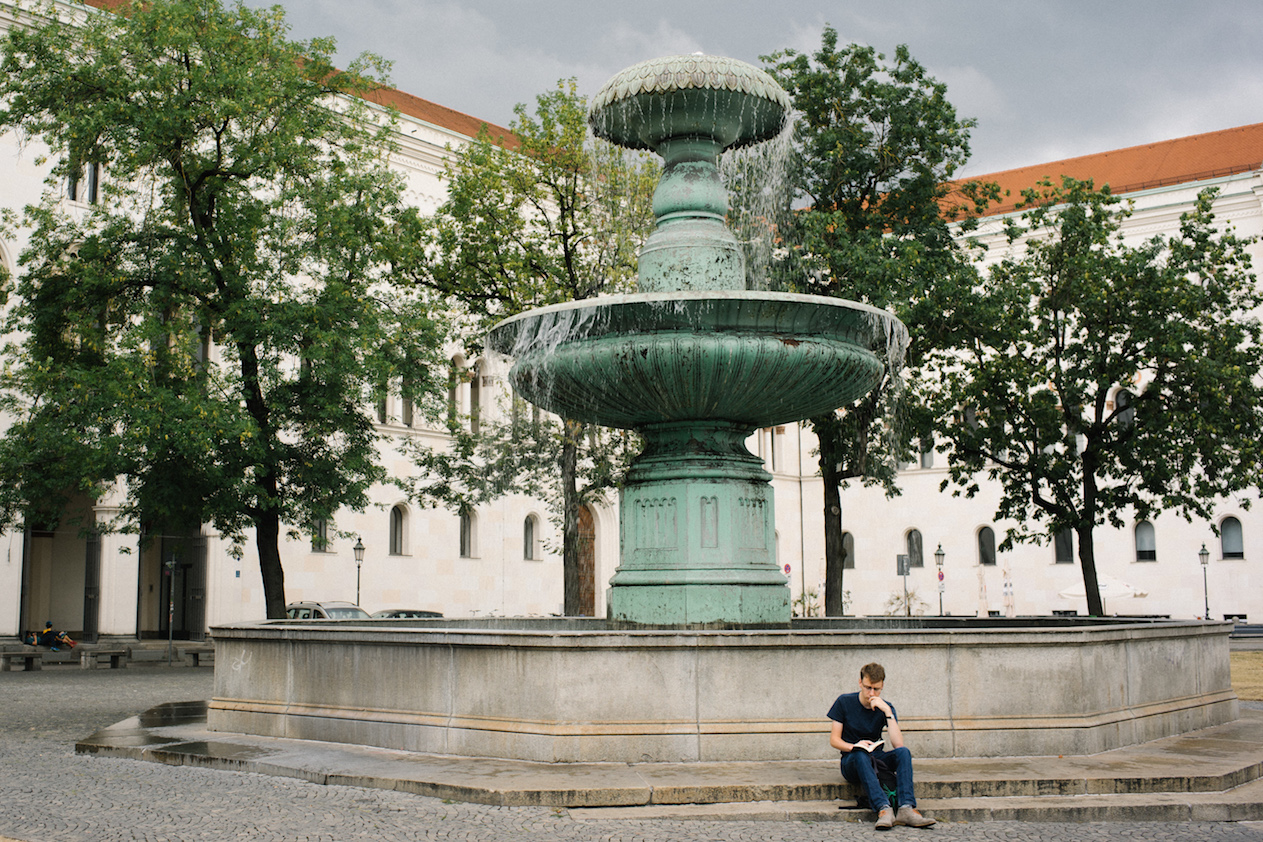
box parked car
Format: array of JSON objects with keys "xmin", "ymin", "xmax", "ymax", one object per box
[
  {"xmin": 371, "ymin": 609, "xmax": 444, "ymax": 619},
  {"xmin": 284, "ymin": 601, "xmax": 371, "ymax": 620}
]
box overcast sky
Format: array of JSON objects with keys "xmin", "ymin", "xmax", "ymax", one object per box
[{"xmin": 253, "ymin": 0, "xmax": 1263, "ymax": 177}]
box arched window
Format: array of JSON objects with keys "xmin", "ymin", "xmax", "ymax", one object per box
[
  {"xmin": 460, "ymin": 509, "xmax": 476, "ymax": 558},
  {"xmin": 1134, "ymin": 521, "xmax": 1157, "ymax": 562},
  {"xmin": 1222, "ymin": 516, "xmax": 1245, "ymax": 559},
  {"xmin": 523, "ymin": 515, "xmax": 538, "ymax": 560},
  {"xmin": 978, "ymin": 526, "xmax": 996, "ymax": 566},
  {"xmin": 841, "ymin": 531, "xmax": 855, "ymax": 570},
  {"xmin": 1054, "ymin": 528, "xmax": 1074, "ymax": 564},
  {"xmin": 906, "ymin": 529, "xmax": 924, "ymax": 568},
  {"xmin": 389, "ymin": 505, "xmax": 406, "ymax": 555}
]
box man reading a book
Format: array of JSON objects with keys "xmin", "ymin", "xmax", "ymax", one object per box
[{"xmin": 827, "ymin": 662, "xmax": 935, "ymax": 830}]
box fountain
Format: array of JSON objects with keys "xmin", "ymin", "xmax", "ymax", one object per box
[
  {"xmin": 487, "ymin": 55, "xmax": 904, "ymax": 624},
  {"xmin": 207, "ymin": 56, "xmax": 1237, "ymax": 768}
]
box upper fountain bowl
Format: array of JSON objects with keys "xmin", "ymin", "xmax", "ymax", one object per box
[{"xmin": 589, "ymin": 55, "xmax": 790, "ymax": 152}]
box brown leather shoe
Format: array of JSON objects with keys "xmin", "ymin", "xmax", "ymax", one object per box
[
  {"xmin": 895, "ymin": 805, "xmax": 936, "ymax": 827},
  {"xmin": 875, "ymin": 806, "xmax": 895, "ymax": 830}
]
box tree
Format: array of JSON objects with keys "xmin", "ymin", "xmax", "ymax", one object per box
[
  {"xmin": 764, "ymin": 28, "xmax": 993, "ymax": 615},
  {"xmin": 924, "ymin": 178, "xmax": 1263, "ymax": 616},
  {"xmin": 0, "ymin": 0, "xmax": 446, "ymax": 618},
  {"xmin": 413, "ymin": 79, "xmax": 655, "ymax": 615}
]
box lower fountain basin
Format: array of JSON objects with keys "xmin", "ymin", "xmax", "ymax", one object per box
[
  {"xmin": 208, "ymin": 617, "xmax": 1238, "ymax": 763},
  {"xmin": 486, "ymin": 291, "xmax": 905, "ymax": 429}
]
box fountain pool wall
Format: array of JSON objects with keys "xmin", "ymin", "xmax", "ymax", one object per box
[{"xmin": 207, "ymin": 618, "xmax": 1237, "ymax": 762}]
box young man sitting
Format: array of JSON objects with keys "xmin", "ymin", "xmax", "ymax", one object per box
[{"xmin": 827, "ymin": 662, "xmax": 935, "ymax": 830}]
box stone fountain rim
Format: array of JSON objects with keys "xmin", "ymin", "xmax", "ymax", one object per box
[
  {"xmin": 214, "ymin": 617, "xmax": 1231, "ymax": 645},
  {"xmin": 487, "ymin": 290, "xmax": 901, "ymax": 337}
]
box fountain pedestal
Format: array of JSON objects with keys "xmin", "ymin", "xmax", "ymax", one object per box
[{"xmin": 610, "ymin": 421, "xmax": 787, "ymax": 624}]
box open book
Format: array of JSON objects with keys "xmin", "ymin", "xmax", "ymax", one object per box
[{"xmin": 855, "ymin": 739, "xmax": 884, "ymax": 753}]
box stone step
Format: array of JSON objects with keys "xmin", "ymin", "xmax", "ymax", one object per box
[{"xmin": 569, "ymin": 776, "xmax": 1263, "ymax": 824}]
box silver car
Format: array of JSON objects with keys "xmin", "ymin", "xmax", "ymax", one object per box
[{"xmin": 284, "ymin": 601, "xmax": 371, "ymax": 620}]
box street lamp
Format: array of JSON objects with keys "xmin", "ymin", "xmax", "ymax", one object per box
[
  {"xmin": 934, "ymin": 543, "xmax": 945, "ymax": 616},
  {"xmin": 164, "ymin": 551, "xmax": 178, "ymax": 666},
  {"xmin": 354, "ymin": 537, "xmax": 366, "ymax": 606},
  {"xmin": 1199, "ymin": 542, "xmax": 1210, "ymax": 620}
]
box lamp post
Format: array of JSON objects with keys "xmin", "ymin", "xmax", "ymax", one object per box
[
  {"xmin": 1199, "ymin": 542, "xmax": 1210, "ymax": 620},
  {"xmin": 354, "ymin": 537, "xmax": 365, "ymax": 606},
  {"xmin": 164, "ymin": 552, "xmax": 178, "ymax": 666},
  {"xmin": 935, "ymin": 543, "xmax": 945, "ymax": 616}
]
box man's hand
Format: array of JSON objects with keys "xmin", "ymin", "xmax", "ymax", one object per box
[{"xmin": 870, "ymin": 696, "xmax": 894, "ymax": 717}]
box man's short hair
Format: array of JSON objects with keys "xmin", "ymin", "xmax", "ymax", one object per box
[{"xmin": 860, "ymin": 662, "xmax": 885, "ymax": 683}]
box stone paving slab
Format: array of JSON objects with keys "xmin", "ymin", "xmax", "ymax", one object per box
[{"xmin": 75, "ymin": 703, "xmax": 1263, "ymax": 819}]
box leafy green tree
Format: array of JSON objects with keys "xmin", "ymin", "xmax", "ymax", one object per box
[
  {"xmin": 924, "ymin": 178, "xmax": 1263, "ymax": 616},
  {"xmin": 411, "ymin": 79, "xmax": 655, "ymax": 615},
  {"xmin": 0, "ymin": 0, "xmax": 445, "ymax": 618},
  {"xmin": 764, "ymin": 28, "xmax": 993, "ymax": 615}
]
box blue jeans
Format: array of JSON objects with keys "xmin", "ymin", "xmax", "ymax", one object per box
[{"xmin": 840, "ymin": 745, "xmax": 916, "ymax": 811}]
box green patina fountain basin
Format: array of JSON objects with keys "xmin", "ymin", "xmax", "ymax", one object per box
[{"xmin": 487, "ymin": 291, "xmax": 897, "ymax": 430}]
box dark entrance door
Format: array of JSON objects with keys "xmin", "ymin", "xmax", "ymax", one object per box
[
  {"xmin": 82, "ymin": 532, "xmax": 100, "ymax": 643},
  {"xmin": 158, "ymin": 535, "xmax": 207, "ymax": 641}
]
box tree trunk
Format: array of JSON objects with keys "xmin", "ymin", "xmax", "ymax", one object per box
[
  {"xmin": 238, "ymin": 339, "xmax": 287, "ymax": 619},
  {"xmin": 1077, "ymin": 454, "xmax": 1104, "ymax": 617},
  {"xmin": 256, "ymin": 507, "xmax": 287, "ymax": 619},
  {"xmin": 560, "ymin": 419, "xmax": 583, "ymax": 616},
  {"xmin": 1077, "ymin": 522, "xmax": 1103, "ymax": 617},
  {"xmin": 815, "ymin": 414, "xmax": 847, "ymax": 616}
]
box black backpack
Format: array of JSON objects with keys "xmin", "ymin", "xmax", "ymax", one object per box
[{"xmin": 854, "ymin": 753, "xmax": 899, "ymax": 809}]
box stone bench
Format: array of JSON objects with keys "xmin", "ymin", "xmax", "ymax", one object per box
[
  {"xmin": 80, "ymin": 648, "xmax": 128, "ymax": 669},
  {"xmin": 1, "ymin": 650, "xmax": 42, "ymax": 671},
  {"xmin": 179, "ymin": 645, "xmax": 215, "ymax": 667}
]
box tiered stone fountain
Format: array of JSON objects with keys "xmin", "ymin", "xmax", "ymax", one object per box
[
  {"xmin": 208, "ymin": 55, "xmax": 1238, "ymax": 767},
  {"xmin": 488, "ymin": 55, "xmax": 903, "ymax": 625}
]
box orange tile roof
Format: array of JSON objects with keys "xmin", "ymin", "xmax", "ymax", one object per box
[
  {"xmin": 959, "ymin": 123, "xmax": 1263, "ymax": 217},
  {"xmin": 81, "ymin": 0, "xmax": 514, "ymax": 147}
]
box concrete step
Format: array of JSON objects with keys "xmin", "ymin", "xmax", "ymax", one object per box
[
  {"xmin": 76, "ymin": 705, "xmax": 1263, "ymax": 821},
  {"xmin": 570, "ymin": 777, "xmax": 1263, "ymax": 824}
]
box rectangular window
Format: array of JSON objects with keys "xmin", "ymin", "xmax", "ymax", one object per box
[
  {"xmin": 68, "ymin": 162, "xmax": 100, "ymax": 204},
  {"xmin": 1054, "ymin": 528, "xmax": 1074, "ymax": 564},
  {"xmin": 312, "ymin": 519, "xmax": 330, "ymax": 552}
]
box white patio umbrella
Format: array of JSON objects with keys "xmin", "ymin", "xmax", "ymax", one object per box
[{"xmin": 1058, "ymin": 573, "xmax": 1148, "ymax": 614}]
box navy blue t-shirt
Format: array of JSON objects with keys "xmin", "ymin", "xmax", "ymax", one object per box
[{"xmin": 827, "ymin": 692, "xmax": 896, "ymax": 746}]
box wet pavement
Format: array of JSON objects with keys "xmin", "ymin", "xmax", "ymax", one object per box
[{"xmin": 5, "ymin": 664, "xmax": 1263, "ymax": 841}]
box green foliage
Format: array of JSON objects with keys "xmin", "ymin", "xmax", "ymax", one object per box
[
  {"xmin": 414, "ymin": 79, "xmax": 656, "ymax": 614},
  {"xmin": 924, "ymin": 178, "xmax": 1263, "ymax": 615},
  {"xmin": 424, "ymin": 78, "xmax": 657, "ymax": 333},
  {"xmin": 0, "ymin": 0, "xmax": 447, "ymax": 616},
  {"xmin": 401, "ymin": 397, "xmax": 641, "ymax": 536},
  {"xmin": 763, "ymin": 28, "xmax": 991, "ymax": 614}
]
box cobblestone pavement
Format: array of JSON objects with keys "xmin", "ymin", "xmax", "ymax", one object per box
[{"xmin": 3, "ymin": 667, "xmax": 1263, "ymax": 842}]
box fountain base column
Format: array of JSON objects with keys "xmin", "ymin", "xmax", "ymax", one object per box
[{"xmin": 608, "ymin": 421, "xmax": 791, "ymax": 625}]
